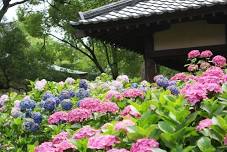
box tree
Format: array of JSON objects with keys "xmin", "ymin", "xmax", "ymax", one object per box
[{"xmin": 0, "ymin": 0, "xmax": 30, "ymax": 22}]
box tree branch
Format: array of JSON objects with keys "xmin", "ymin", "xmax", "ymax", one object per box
[
  {"xmin": 9, "ymin": 0, "xmax": 29, "ymax": 7},
  {"xmin": 48, "ymin": 33, "xmax": 93, "ymax": 59}
]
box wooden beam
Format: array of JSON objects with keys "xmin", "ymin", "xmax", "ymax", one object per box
[{"xmin": 143, "ymin": 35, "xmax": 159, "ymax": 82}]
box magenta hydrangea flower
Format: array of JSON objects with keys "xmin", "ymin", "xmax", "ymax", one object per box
[
  {"xmin": 224, "ymin": 75, "xmax": 227, "ymax": 82},
  {"xmin": 188, "ymin": 50, "xmax": 200, "ymax": 59},
  {"xmin": 99, "ymin": 102, "xmax": 119, "ymax": 113},
  {"xmin": 52, "ymin": 132, "xmax": 69, "ymax": 144},
  {"xmin": 115, "ymin": 119, "xmax": 135, "ymax": 132},
  {"xmin": 105, "ymin": 90, "xmax": 123, "ymax": 101},
  {"xmin": 68, "ymin": 108, "xmax": 92, "ymax": 123},
  {"xmin": 79, "ymin": 97, "xmax": 101, "ymax": 112},
  {"xmin": 212, "ymin": 55, "xmax": 226, "ymax": 67},
  {"xmin": 107, "ymin": 148, "xmax": 129, "ymax": 152},
  {"xmin": 88, "ymin": 135, "xmax": 119, "ymax": 150},
  {"xmin": 200, "ymin": 50, "xmax": 213, "ymax": 58},
  {"xmin": 180, "ymin": 82, "xmax": 207, "ymax": 105},
  {"xmin": 196, "ymin": 118, "xmax": 213, "ymax": 131},
  {"xmin": 73, "ymin": 126, "xmax": 97, "ymax": 140},
  {"xmin": 48, "ymin": 111, "xmax": 68, "ymax": 124},
  {"xmin": 121, "ymin": 105, "xmax": 141, "ymax": 118},
  {"xmin": 187, "ymin": 64, "xmax": 198, "ymax": 72},
  {"xmin": 123, "ymin": 88, "xmax": 144, "ymax": 99},
  {"xmin": 130, "ymin": 138, "xmax": 159, "ymax": 152}
]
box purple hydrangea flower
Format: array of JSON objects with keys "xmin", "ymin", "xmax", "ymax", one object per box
[
  {"xmin": 41, "ymin": 97, "xmax": 57, "ymax": 111},
  {"xmin": 79, "ymin": 79, "xmax": 88, "ymax": 90},
  {"xmin": 156, "ymin": 77, "xmax": 169, "ymax": 88},
  {"xmin": 32, "ymin": 112, "xmax": 42, "ymax": 124},
  {"xmin": 59, "ymin": 90, "xmax": 75, "ymax": 101},
  {"xmin": 76, "ymin": 88, "xmax": 89, "ymax": 100},
  {"xmin": 61, "ymin": 99, "xmax": 73, "ymax": 110},
  {"xmin": 19, "ymin": 99, "xmax": 36, "ymax": 111},
  {"xmin": 23, "ymin": 120, "xmax": 39, "ymax": 132},
  {"xmin": 167, "ymin": 85, "xmax": 179, "ymax": 95}
]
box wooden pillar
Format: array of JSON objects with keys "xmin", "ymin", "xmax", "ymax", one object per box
[{"xmin": 143, "ymin": 34, "xmax": 159, "ymax": 82}]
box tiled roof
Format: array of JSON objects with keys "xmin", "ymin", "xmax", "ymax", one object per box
[{"xmin": 72, "ymin": 0, "xmax": 227, "ymax": 26}]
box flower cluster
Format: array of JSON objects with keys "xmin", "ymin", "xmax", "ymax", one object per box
[
  {"xmin": 154, "ymin": 75, "xmax": 179, "ymax": 95},
  {"xmin": 0, "ymin": 94, "xmax": 9, "ymax": 108},
  {"xmin": 196, "ymin": 118, "xmax": 213, "ymax": 131},
  {"xmin": 187, "ymin": 50, "xmax": 226, "ymax": 72},
  {"xmin": 35, "ymin": 132, "xmax": 74, "ymax": 152},
  {"xmin": 68, "ymin": 108, "xmax": 92, "ymax": 123},
  {"xmin": 48, "ymin": 111, "xmax": 68, "ymax": 124},
  {"xmin": 123, "ymin": 88, "xmax": 144, "ymax": 99},
  {"xmin": 121, "ymin": 105, "xmax": 141, "ymax": 118},
  {"xmin": 116, "ymin": 75, "xmax": 129, "ymax": 84},
  {"xmin": 130, "ymin": 138, "xmax": 159, "ymax": 152},
  {"xmin": 73, "ymin": 126, "xmax": 97, "ymax": 139},
  {"xmin": 105, "ymin": 90, "xmax": 123, "ymax": 101},
  {"xmin": 115, "ymin": 119, "xmax": 135, "ymax": 132},
  {"xmin": 88, "ymin": 135, "xmax": 119, "ymax": 150},
  {"xmin": 35, "ymin": 79, "xmax": 47, "ymax": 91},
  {"xmin": 65, "ymin": 77, "xmax": 75, "ymax": 84}
]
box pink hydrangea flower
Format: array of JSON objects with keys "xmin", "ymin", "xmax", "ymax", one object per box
[
  {"xmin": 180, "ymin": 82, "xmax": 207, "ymax": 105},
  {"xmin": 35, "ymin": 79, "xmax": 47, "ymax": 91},
  {"xmin": 200, "ymin": 62, "xmax": 211, "ymax": 70},
  {"xmin": 35, "ymin": 142, "xmax": 56, "ymax": 152},
  {"xmin": 73, "ymin": 126, "xmax": 97, "ymax": 140},
  {"xmin": 212, "ymin": 55, "xmax": 226, "ymax": 67},
  {"xmin": 170, "ymin": 73, "xmax": 191, "ymax": 82},
  {"xmin": 52, "ymin": 132, "xmax": 69, "ymax": 144},
  {"xmin": 203, "ymin": 67, "xmax": 225, "ymax": 78},
  {"xmin": 224, "ymin": 75, "xmax": 227, "ymax": 82},
  {"xmin": 65, "ymin": 77, "xmax": 75, "ymax": 84},
  {"xmin": 54, "ymin": 140, "xmax": 74, "ymax": 152},
  {"xmin": 115, "ymin": 119, "xmax": 135, "ymax": 132},
  {"xmin": 105, "ymin": 90, "xmax": 123, "ymax": 101},
  {"xmin": 48, "ymin": 111, "xmax": 68, "ymax": 124},
  {"xmin": 79, "ymin": 97, "xmax": 101, "ymax": 112},
  {"xmin": 188, "ymin": 50, "xmax": 200, "ymax": 59},
  {"xmin": 99, "ymin": 102, "xmax": 119, "ymax": 113},
  {"xmin": 68, "ymin": 108, "xmax": 92, "ymax": 123},
  {"xmin": 107, "ymin": 148, "xmax": 129, "ymax": 152},
  {"xmin": 121, "ymin": 105, "xmax": 141, "ymax": 118},
  {"xmin": 224, "ymin": 136, "xmax": 227, "ymax": 145},
  {"xmin": 88, "ymin": 135, "xmax": 119, "ymax": 150},
  {"xmin": 123, "ymin": 88, "xmax": 144, "ymax": 99},
  {"xmin": 204, "ymin": 83, "xmax": 222, "ymax": 93},
  {"xmin": 187, "ymin": 64, "xmax": 198, "ymax": 72},
  {"xmin": 116, "ymin": 75, "xmax": 129, "ymax": 83},
  {"xmin": 200, "ymin": 50, "xmax": 213, "ymax": 58},
  {"xmin": 196, "ymin": 118, "xmax": 213, "ymax": 131},
  {"xmin": 130, "ymin": 138, "xmax": 159, "ymax": 152}
]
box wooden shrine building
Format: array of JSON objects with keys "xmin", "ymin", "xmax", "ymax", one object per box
[{"xmin": 71, "ymin": 0, "xmax": 227, "ymax": 81}]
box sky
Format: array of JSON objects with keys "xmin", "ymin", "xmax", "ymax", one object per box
[{"xmin": 3, "ymin": 1, "xmax": 64, "ymax": 39}]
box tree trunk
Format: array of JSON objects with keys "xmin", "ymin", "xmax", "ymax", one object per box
[
  {"xmin": 111, "ymin": 47, "xmax": 118, "ymax": 79},
  {"xmin": 0, "ymin": 0, "xmax": 10, "ymax": 22}
]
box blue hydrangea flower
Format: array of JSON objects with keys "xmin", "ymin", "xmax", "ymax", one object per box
[
  {"xmin": 156, "ymin": 77, "xmax": 169, "ymax": 88},
  {"xmin": 167, "ymin": 85, "xmax": 179, "ymax": 95},
  {"xmin": 19, "ymin": 99, "xmax": 36, "ymax": 111},
  {"xmin": 79, "ymin": 79, "xmax": 88, "ymax": 90},
  {"xmin": 42, "ymin": 92, "xmax": 54, "ymax": 100},
  {"xmin": 59, "ymin": 90, "xmax": 75, "ymax": 101},
  {"xmin": 23, "ymin": 120, "xmax": 39, "ymax": 132},
  {"xmin": 61, "ymin": 99, "xmax": 73, "ymax": 110},
  {"xmin": 31, "ymin": 112, "xmax": 42, "ymax": 124},
  {"xmin": 42, "ymin": 97, "xmax": 56, "ymax": 111},
  {"xmin": 76, "ymin": 88, "xmax": 89, "ymax": 100},
  {"xmin": 24, "ymin": 109, "xmax": 32, "ymax": 118},
  {"xmin": 131, "ymin": 83, "xmax": 138, "ymax": 88}
]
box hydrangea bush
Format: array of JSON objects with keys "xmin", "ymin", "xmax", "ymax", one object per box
[{"xmin": 0, "ymin": 50, "xmax": 227, "ymax": 152}]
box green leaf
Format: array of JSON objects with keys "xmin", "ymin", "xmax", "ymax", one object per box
[
  {"xmin": 197, "ymin": 137, "xmax": 215, "ymax": 152},
  {"xmin": 158, "ymin": 121, "xmax": 175, "ymax": 133},
  {"xmin": 222, "ymin": 83, "xmax": 227, "ymax": 92},
  {"xmin": 152, "ymin": 148, "xmax": 167, "ymax": 152}
]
